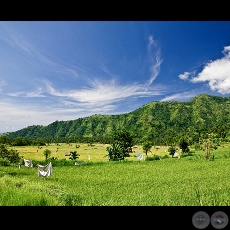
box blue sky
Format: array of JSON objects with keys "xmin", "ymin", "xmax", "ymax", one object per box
[{"xmin": 1, "ymin": 21, "xmax": 230, "ymax": 133}]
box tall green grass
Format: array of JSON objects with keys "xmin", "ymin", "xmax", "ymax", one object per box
[{"xmin": 1, "ymin": 157, "xmax": 230, "ymax": 206}]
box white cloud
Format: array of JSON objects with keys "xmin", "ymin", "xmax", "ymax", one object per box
[
  {"xmin": 7, "ymin": 88, "xmax": 45, "ymax": 98},
  {"xmin": 25, "ymin": 87, "xmax": 46, "ymax": 97},
  {"xmin": 147, "ymin": 35, "xmax": 163, "ymax": 86},
  {"xmin": 160, "ymin": 91, "xmax": 199, "ymax": 102},
  {"xmin": 45, "ymin": 78, "xmax": 167, "ymax": 105},
  {"xmin": 222, "ymin": 45, "xmax": 230, "ymax": 56},
  {"xmin": 180, "ymin": 45, "xmax": 230, "ymax": 94},
  {"xmin": 0, "ymin": 77, "xmax": 168, "ymax": 133},
  {"xmin": 0, "ymin": 100, "xmax": 101, "ymax": 133},
  {"xmin": 178, "ymin": 72, "xmax": 190, "ymax": 80}
]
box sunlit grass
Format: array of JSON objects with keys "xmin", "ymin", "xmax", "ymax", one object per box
[
  {"xmin": 13, "ymin": 143, "xmax": 172, "ymax": 162},
  {"xmin": 1, "ymin": 142, "xmax": 230, "ymax": 206},
  {"xmin": 1, "ymin": 156, "xmax": 230, "ymax": 206}
]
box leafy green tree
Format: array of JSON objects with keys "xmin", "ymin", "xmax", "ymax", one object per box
[
  {"xmin": 0, "ymin": 135, "xmax": 7, "ymax": 144},
  {"xmin": 107, "ymin": 129, "xmax": 134, "ymax": 161},
  {"xmin": 113, "ymin": 129, "xmax": 134, "ymax": 154},
  {"xmin": 179, "ymin": 138, "xmax": 190, "ymax": 153},
  {"xmin": 43, "ymin": 149, "xmax": 52, "ymax": 160},
  {"xmin": 69, "ymin": 151, "xmax": 80, "ymax": 162},
  {"xmin": 142, "ymin": 141, "xmax": 153, "ymax": 157},
  {"xmin": 0, "ymin": 144, "xmax": 21, "ymax": 165}
]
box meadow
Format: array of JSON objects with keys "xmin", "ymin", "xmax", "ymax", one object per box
[{"xmin": 0, "ymin": 142, "xmax": 230, "ymax": 206}]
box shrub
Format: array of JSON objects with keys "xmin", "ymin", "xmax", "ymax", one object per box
[
  {"xmin": 0, "ymin": 157, "xmax": 10, "ymax": 166},
  {"xmin": 180, "ymin": 151, "xmax": 195, "ymax": 158},
  {"xmin": 0, "ymin": 144, "xmax": 21, "ymax": 165},
  {"xmin": 145, "ymin": 155, "xmax": 161, "ymax": 161}
]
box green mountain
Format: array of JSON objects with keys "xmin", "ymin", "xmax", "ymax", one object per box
[{"xmin": 5, "ymin": 94, "xmax": 230, "ymax": 143}]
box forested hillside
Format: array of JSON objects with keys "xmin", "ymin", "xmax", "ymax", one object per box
[{"xmin": 4, "ymin": 94, "xmax": 230, "ymax": 145}]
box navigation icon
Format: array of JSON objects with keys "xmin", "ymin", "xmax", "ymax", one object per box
[
  {"xmin": 211, "ymin": 211, "xmax": 228, "ymax": 229},
  {"xmin": 192, "ymin": 211, "xmax": 210, "ymax": 229}
]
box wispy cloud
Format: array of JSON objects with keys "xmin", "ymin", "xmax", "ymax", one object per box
[
  {"xmin": 0, "ymin": 28, "xmax": 82, "ymax": 81},
  {"xmin": 0, "ymin": 73, "xmax": 168, "ymax": 132},
  {"xmin": 45, "ymin": 78, "xmax": 167, "ymax": 106},
  {"xmin": 160, "ymin": 91, "xmax": 200, "ymax": 102},
  {"xmin": 7, "ymin": 87, "xmax": 45, "ymax": 98},
  {"xmin": 0, "ymin": 100, "xmax": 111, "ymax": 132},
  {"xmin": 1, "ymin": 27, "xmax": 166, "ymax": 101},
  {"xmin": 147, "ymin": 35, "xmax": 163, "ymax": 86},
  {"xmin": 25, "ymin": 87, "xmax": 46, "ymax": 97},
  {"xmin": 0, "ymin": 26, "xmax": 174, "ymax": 133},
  {"xmin": 0, "ymin": 31, "xmax": 52, "ymax": 66},
  {"xmin": 179, "ymin": 45, "xmax": 230, "ymax": 94}
]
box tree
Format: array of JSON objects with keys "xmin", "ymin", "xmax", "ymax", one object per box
[
  {"xmin": 43, "ymin": 149, "xmax": 51, "ymax": 160},
  {"xmin": 113, "ymin": 129, "xmax": 134, "ymax": 155},
  {"xmin": 0, "ymin": 135, "xmax": 7, "ymax": 144},
  {"xmin": 179, "ymin": 138, "xmax": 190, "ymax": 153},
  {"xmin": 106, "ymin": 129, "xmax": 134, "ymax": 161},
  {"xmin": 142, "ymin": 141, "xmax": 153, "ymax": 157},
  {"xmin": 106, "ymin": 143, "xmax": 123, "ymax": 161},
  {"xmin": 0, "ymin": 144, "xmax": 21, "ymax": 165},
  {"xmin": 69, "ymin": 151, "xmax": 80, "ymax": 162}
]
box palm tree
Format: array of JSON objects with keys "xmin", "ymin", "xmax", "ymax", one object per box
[{"xmin": 69, "ymin": 151, "xmax": 80, "ymax": 162}]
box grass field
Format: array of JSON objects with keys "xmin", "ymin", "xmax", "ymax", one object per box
[
  {"xmin": 13, "ymin": 141, "xmax": 230, "ymax": 162},
  {"xmin": 0, "ymin": 142, "xmax": 230, "ymax": 206},
  {"xmin": 13, "ymin": 143, "xmax": 177, "ymax": 162}
]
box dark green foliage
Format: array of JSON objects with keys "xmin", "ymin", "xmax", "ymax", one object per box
[
  {"xmin": 112, "ymin": 129, "xmax": 134, "ymax": 156},
  {"xmin": 106, "ymin": 129, "xmax": 134, "ymax": 161},
  {"xmin": 179, "ymin": 138, "xmax": 190, "ymax": 153},
  {"xmin": 168, "ymin": 146, "xmax": 177, "ymax": 157},
  {"xmin": 0, "ymin": 144, "xmax": 21, "ymax": 165},
  {"xmin": 180, "ymin": 151, "xmax": 195, "ymax": 158},
  {"xmin": 145, "ymin": 155, "xmax": 161, "ymax": 161},
  {"xmin": 43, "ymin": 149, "xmax": 52, "ymax": 160},
  {"xmin": 106, "ymin": 143, "xmax": 124, "ymax": 161},
  {"xmin": 0, "ymin": 135, "xmax": 7, "ymax": 144},
  {"xmin": 69, "ymin": 151, "xmax": 80, "ymax": 161},
  {"xmin": 0, "ymin": 158, "xmax": 10, "ymax": 166}
]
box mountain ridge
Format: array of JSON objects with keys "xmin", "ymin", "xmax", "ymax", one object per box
[{"xmin": 4, "ymin": 94, "xmax": 230, "ymax": 143}]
